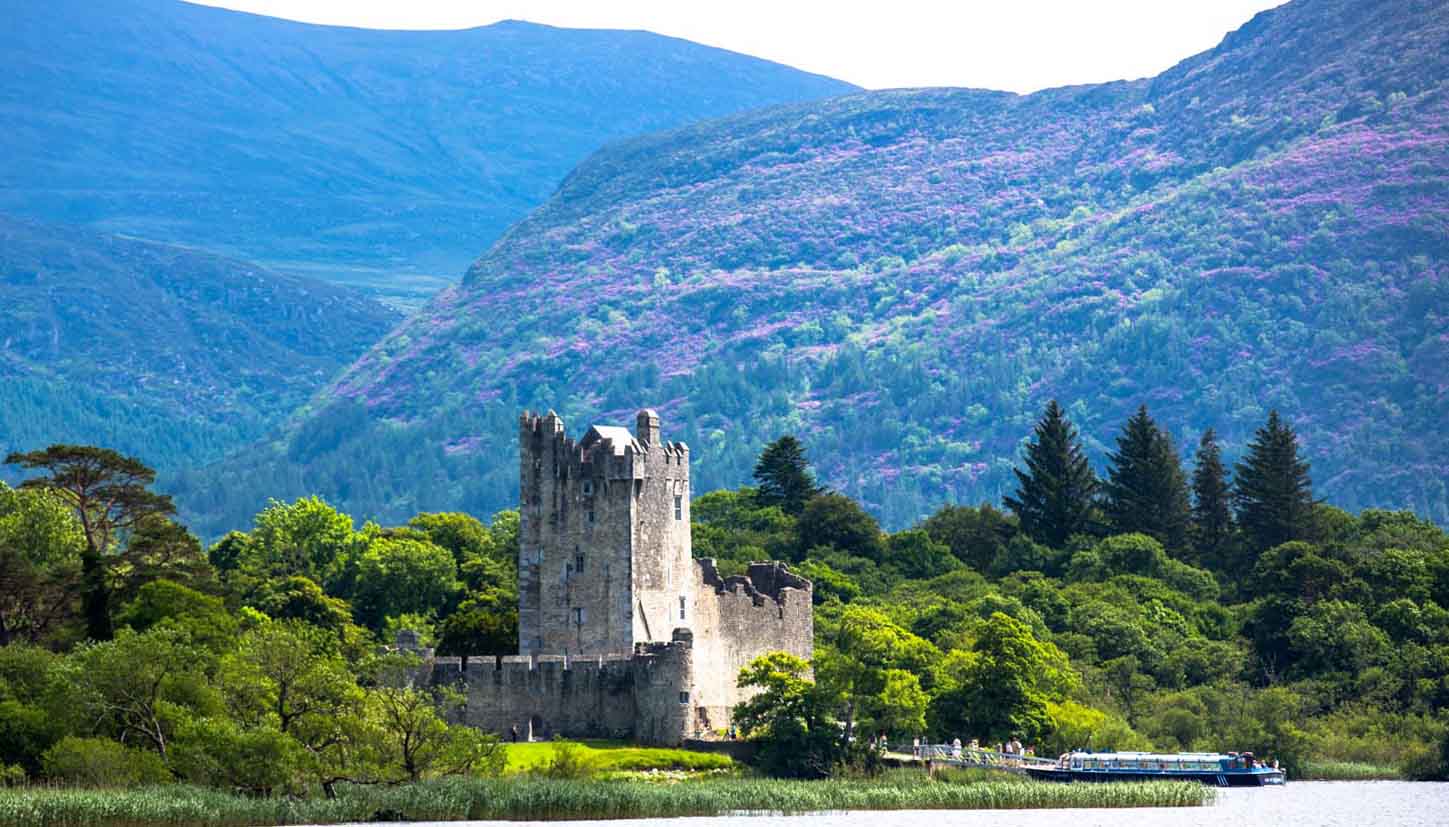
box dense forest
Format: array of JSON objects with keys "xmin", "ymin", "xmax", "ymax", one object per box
[{"xmin": 3, "ymin": 403, "xmax": 1447, "ymax": 793}]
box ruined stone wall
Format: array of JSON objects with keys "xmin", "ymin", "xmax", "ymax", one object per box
[
  {"xmin": 425, "ymin": 634, "xmax": 697, "ymax": 746},
  {"xmin": 430, "ymin": 654, "xmax": 638, "ymax": 741},
  {"xmin": 688, "ymin": 560, "xmax": 813, "ymax": 734}
]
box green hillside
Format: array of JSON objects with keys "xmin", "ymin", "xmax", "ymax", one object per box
[
  {"xmin": 176, "ymin": 0, "xmax": 1449, "ymax": 535},
  {"xmin": 0, "ymin": 214, "xmax": 399, "ymax": 472}
]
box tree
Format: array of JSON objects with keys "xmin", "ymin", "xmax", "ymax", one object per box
[
  {"xmin": 436, "ymin": 588, "xmax": 518, "ymax": 657},
  {"xmin": 69, "ymin": 626, "xmax": 215, "ymax": 760},
  {"xmin": 113, "ymin": 516, "xmax": 215, "ymax": 608},
  {"xmin": 216, "ymin": 620, "xmax": 368, "ymax": 794},
  {"xmin": 1234, "ymin": 411, "xmax": 1315, "ymax": 554},
  {"xmin": 0, "ymin": 483, "xmax": 83, "ymax": 646},
  {"xmin": 366, "ymin": 656, "xmax": 504, "ymax": 782},
  {"xmin": 920, "ymin": 503, "xmax": 1017, "ymax": 573},
  {"xmin": 349, "ymin": 536, "xmax": 460, "ymax": 632},
  {"xmin": 753, "ymin": 436, "xmax": 823, "ymax": 516},
  {"xmin": 930, "ymin": 612, "xmax": 1077, "ymax": 743},
  {"xmin": 5, "ymin": 445, "xmax": 175, "ymax": 641},
  {"xmin": 883, "ymin": 529, "xmax": 961, "ymax": 580},
  {"xmin": 238, "ymin": 496, "xmax": 358, "ymax": 593},
  {"xmin": 797, "ymin": 493, "xmax": 883, "ymax": 561},
  {"xmin": 1102, "ymin": 406, "xmax": 1190, "ymax": 551},
  {"xmin": 732, "ymin": 652, "xmax": 842, "ymax": 778},
  {"xmin": 1190, "ymin": 428, "xmax": 1235, "ymax": 568},
  {"xmin": 408, "ymin": 512, "xmax": 496, "ymax": 567},
  {"xmin": 1004, "ymin": 401, "xmax": 1099, "ymax": 549},
  {"xmin": 815, "ymin": 606, "xmax": 940, "ymax": 743},
  {"xmin": 116, "ymin": 579, "xmax": 238, "ymax": 654}
]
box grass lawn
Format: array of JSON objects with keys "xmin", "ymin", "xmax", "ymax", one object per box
[{"xmin": 502, "ymin": 740, "xmax": 735, "ymax": 774}]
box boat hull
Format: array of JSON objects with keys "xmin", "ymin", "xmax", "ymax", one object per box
[{"xmin": 1023, "ymin": 767, "xmax": 1285, "ymax": 787}]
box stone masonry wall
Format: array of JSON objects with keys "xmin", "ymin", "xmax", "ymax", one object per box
[{"xmin": 687, "ymin": 560, "xmax": 813, "ymax": 734}]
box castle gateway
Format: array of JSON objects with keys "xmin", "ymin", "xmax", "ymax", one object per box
[{"xmin": 423, "ymin": 409, "xmax": 812, "ymax": 745}]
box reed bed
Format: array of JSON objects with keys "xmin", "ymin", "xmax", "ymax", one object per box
[
  {"xmin": 0, "ymin": 776, "xmax": 1212, "ymax": 826},
  {"xmin": 1297, "ymin": 760, "xmax": 1402, "ymax": 780}
]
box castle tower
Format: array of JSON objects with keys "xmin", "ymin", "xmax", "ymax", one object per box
[{"xmin": 518, "ymin": 409, "xmax": 692, "ymax": 656}]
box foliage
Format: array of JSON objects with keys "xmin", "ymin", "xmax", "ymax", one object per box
[
  {"xmin": 733, "ymin": 652, "xmax": 844, "ymax": 779},
  {"xmin": 1102, "ymin": 406, "xmax": 1191, "ymax": 552},
  {"xmin": 39, "ymin": 737, "xmax": 171, "ymax": 788},
  {"xmin": 1234, "ymin": 411, "xmax": 1316, "ymax": 556},
  {"xmin": 1005, "ymin": 401, "xmax": 1100, "ymax": 549},
  {"xmin": 752, "ymin": 436, "xmax": 824, "ymax": 516}
]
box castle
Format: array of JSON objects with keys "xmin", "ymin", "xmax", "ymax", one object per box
[{"xmin": 421, "ymin": 409, "xmax": 813, "ymax": 745}]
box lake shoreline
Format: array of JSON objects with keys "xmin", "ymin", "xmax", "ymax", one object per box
[{"xmin": 0, "ymin": 776, "xmax": 1212, "ymax": 826}]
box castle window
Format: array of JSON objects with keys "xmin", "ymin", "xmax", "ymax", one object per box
[
  {"xmin": 679, "ymin": 595, "xmax": 686, "ymax": 620},
  {"xmin": 582, "ymin": 480, "xmax": 593, "ymax": 496},
  {"xmin": 674, "ymin": 495, "xmax": 682, "ymax": 521},
  {"xmin": 678, "ymin": 691, "xmax": 689, "ymax": 705},
  {"xmin": 573, "ymin": 607, "xmax": 585, "ymax": 626},
  {"xmin": 575, "ymin": 553, "xmax": 585, "ymax": 574},
  {"xmin": 587, "ymin": 510, "xmax": 595, "ymax": 524}
]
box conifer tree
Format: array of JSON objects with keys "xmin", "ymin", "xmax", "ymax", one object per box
[
  {"xmin": 1004, "ymin": 401, "xmax": 1099, "ymax": 549},
  {"xmin": 4, "ymin": 444, "xmax": 176, "ymax": 641},
  {"xmin": 1233, "ymin": 411, "xmax": 1314, "ymax": 554},
  {"xmin": 753, "ymin": 435, "xmax": 823, "ymax": 516},
  {"xmin": 1103, "ymin": 405, "xmax": 1191, "ymax": 551},
  {"xmin": 1190, "ymin": 428, "xmax": 1235, "ymax": 567}
]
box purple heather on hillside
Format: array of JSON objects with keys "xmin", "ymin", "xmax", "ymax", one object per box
[{"xmin": 183, "ymin": 0, "xmax": 1449, "ymax": 534}]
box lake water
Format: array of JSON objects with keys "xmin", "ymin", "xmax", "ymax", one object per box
[{"xmin": 369, "ymin": 782, "xmax": 1449, "ymax": 827}]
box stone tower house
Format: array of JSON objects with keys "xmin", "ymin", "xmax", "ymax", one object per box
[
  {"xmin": 421, "ymin": 408, "xmax": 813, "ymax": 745},
  {"xmin": 518, "ymin": 408, "xmax": 694, "ymax": 656}
]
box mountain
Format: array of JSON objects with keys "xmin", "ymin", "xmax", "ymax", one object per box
[
  {"xmin": 177, "ymin": 0, "xmax": 1449, "ymax": 535},
  {"xmin": 0, "ymin": 213, "xmax": 399, "ymax": 472},
  {"xmin": 0, "ymin": 0, "xmax": 856, "ymax": 306}
]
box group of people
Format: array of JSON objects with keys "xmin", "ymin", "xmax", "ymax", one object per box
[{"xmin": 908, "ymin": 736, "xmax": 1036, "ymax": 764}]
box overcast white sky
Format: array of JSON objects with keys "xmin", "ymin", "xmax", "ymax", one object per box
[{"xmin": 192, "ymin": 1, "xmax": 1284, "ymax": 93}]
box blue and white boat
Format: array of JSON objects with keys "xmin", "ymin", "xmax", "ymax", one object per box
[{"xmin": 1022, "ymin": 750, "xmax": 1286, "ymax": 787}]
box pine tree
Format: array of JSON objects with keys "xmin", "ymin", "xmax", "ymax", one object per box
[
  {"xmin": 1233, "ymin": 411, "xmax": 1314, "ymax": 554},
  {"xmin": 753, "ymin": 435, "xmax": 823, "ymax": 516},
  {"xmin": 4, "ymin": 444, "xmax": 176, "ymax": 641},
  {"xmin": 1004, "ymin": 401, "xmax": 1099, "ymax": 549},
  {"xmin": 1102, "ymin": 405, "xmax": 1191, "ymax": 551},
  {"xmin": 1190, "ymin": 428, "xmax": 1235, "ymax": 568}
]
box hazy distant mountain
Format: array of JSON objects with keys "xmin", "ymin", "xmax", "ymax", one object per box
[
  {"xmin": 0, "ymin": 213, "xmax": 399, "ymax": 472},
  {"xmin": 0, "ymin": 0, "xmax": 856, "ymax": 305}
]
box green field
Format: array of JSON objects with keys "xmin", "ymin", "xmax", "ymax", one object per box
[{"xmin": 501, "ymin": 740, "xmax": 736, "ymax": 775}]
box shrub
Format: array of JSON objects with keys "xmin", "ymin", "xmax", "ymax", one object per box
[
  {"xmin": 536, "ymin": 741, "xmax": 597, "ymax": 779},
  {"xmin": 40, "ymin": 737, "xmax": 170, "ymax": 787}
]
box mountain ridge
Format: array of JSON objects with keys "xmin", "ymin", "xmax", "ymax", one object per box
[
  {"xmin": 174, "ymin": 0, "xmax": 1449, "ymax": 535},
  {"xmin": 1, "ymin": 0, "xmax": 857, "ymax": 304}
]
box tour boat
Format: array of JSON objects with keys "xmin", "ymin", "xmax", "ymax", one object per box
[{"xmin": 1022, "ymin": 750, "xmax": 1286, "ymax": 787}]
